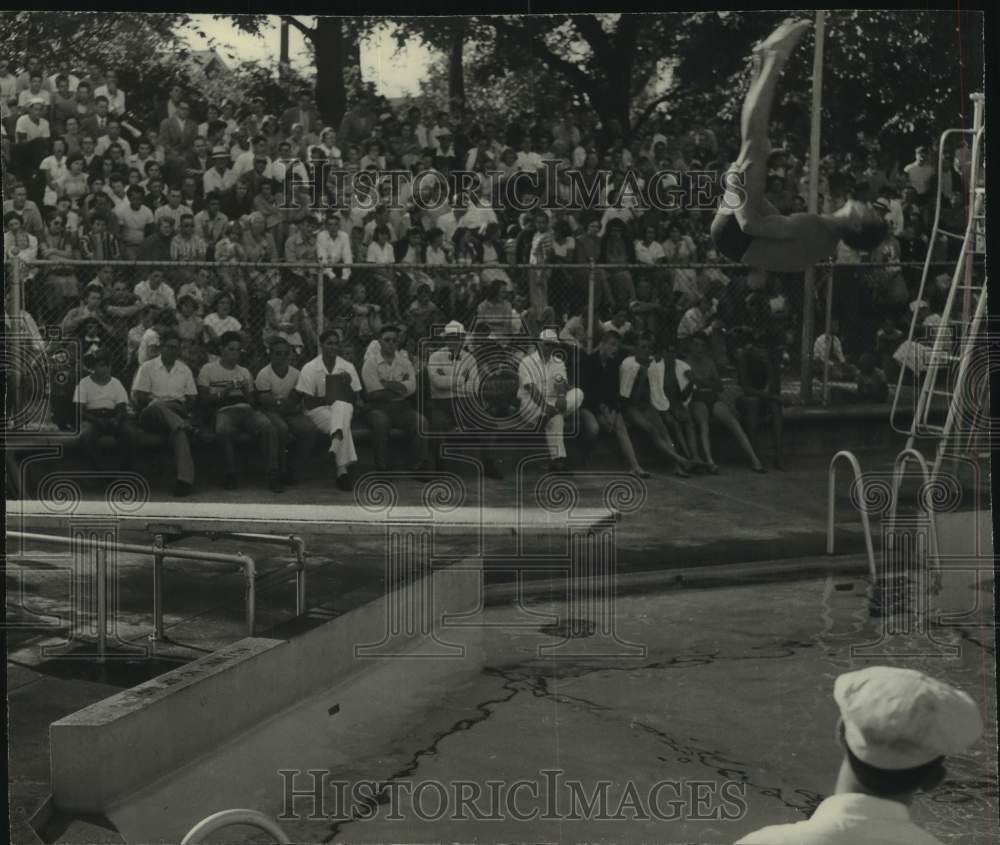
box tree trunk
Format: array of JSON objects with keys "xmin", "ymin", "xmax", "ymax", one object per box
[
  {"xmin": 604, "ymin": 54, "xmax": 633, "ymax": 132},
  {"xmin": 279, "ymin": 19, "xmax": 290, "ymax": 83},
  {"xmin": 312, "ymin": 16, "xmax": 346, "ymax": 127},
  {"xmin": 346, "ymin": 33, "xmax": 362, "ymax": 73},
  {"xmin": 448, "ymin": 21, "xmax": 466, "ymax": 115}
]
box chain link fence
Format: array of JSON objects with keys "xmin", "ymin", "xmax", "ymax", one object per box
[{"xmin": 4, "ymin": 255, "xmax": 949, "ymax": 435}]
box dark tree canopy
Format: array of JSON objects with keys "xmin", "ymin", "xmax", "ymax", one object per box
[{"xmin": 2, "ymin": 10, "xmax": 983, "ymax": 156}]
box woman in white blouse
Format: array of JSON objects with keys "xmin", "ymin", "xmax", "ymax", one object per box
[
  {"xmin": 365, "ymin": 224, "xmax": 400, "ymax": 322},
  {"xmin": 635, "ymin": 225, "xmax": 666, "ymax": 265},
  {"xmin": 310, "ymin": 127, "xmax": 342, "ymax": 167},
  {"xmin": 39, "ymin": 137, "xmax": 69, "ymax": 208},
  {"xmin": 263, "ymin": 279, "xmax": 305, "ymax": 359}
]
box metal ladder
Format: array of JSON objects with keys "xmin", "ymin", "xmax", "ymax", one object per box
[{"xmin": 889, "ymin": 92, "xmax": 987, "ymax": 490}]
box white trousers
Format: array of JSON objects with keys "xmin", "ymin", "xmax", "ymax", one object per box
[
  {"xmin": 306, "ymin": 401, "xmax": 357, "ymax": 469},
  {"xmin": 520, "ymin": 387, "xmax": 584, "ymax": 459}
]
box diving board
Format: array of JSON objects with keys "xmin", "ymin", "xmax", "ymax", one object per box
[{"xmin": 4, "ymin": 499, "xmax": 619, "ymax": 536}]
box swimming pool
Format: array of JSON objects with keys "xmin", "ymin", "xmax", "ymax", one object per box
[{"xmin": 105, "ymin": 572, "xmax": 997, "ymax": 844}]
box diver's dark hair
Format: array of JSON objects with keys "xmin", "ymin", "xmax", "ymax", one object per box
[{"xmin": 842, "ymin": 217, "xmax": 889, "ymax": 252}]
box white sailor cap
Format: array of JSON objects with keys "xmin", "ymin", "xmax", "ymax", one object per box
[
  {"xmin": 442, "ymin": 320, "xmax": 465, "ymax": 336},
  {"xmin": 834, "ymin": 666, "xmax": 983, "ymax": 770}
]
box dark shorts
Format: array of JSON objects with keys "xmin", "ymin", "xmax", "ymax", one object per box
[{"xmin": 711, "ymin": 211, "xmax": 754, "ymax": 263}]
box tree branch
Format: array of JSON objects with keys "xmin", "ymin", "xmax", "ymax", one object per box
[
  {"xmin": 572, "ymin": 15, "xmax": 614, "ymax": 66},
  {"xmin": 280, "ymin": 15, "xmax": 316, "ymax": 41},
  {"xmin": 613, "ymin": 14, "xmax": 641, "ymax": 54},
  {"xmin": 629, "ymin": 91, "xmax": 674, "ymax": 137},
  {"xmin": 490, "ymin": 18, "xmax": 599, "ymax": 99}
]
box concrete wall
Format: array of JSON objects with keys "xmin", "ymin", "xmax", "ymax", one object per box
[{"xmin": 50, "ymin": 561, "xmax": 483, "ymax": 815}]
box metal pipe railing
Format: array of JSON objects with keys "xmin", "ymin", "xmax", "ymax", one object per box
[
  {"xmin": 888, "ymin": 447, "xmax": 940, "ymax": 566},
  {"xmin": 889, "ymin": 112, "xmax": 985, "ymax": 432},
  {"xmin": 14, "ymin": 257, "xmax": 956, "ymax": 272},
  {"xmin": 6, "ymin": 530, "xmax": 261, "ymax": 655},
  {"xmin": 149, "ymin": 527, "xmax": 307, "ymax": 625},
  {"xmin": 181, "ymin": 809, "xmax": 291, "ymax": 844},
  {"xmin": 826, "ymin": 450, "xmax": 877, "ymax": 580}
]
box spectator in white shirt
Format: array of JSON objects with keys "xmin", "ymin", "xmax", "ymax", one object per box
[
  {"xmin": 197, "ymin": 330, "xmax": 283, "ymax": 492},
  {"xmin": 316, "ymin": 212, "xmax": 353, "ymax": 282},
  {"xmin": 94, "ymin": 119, "xmax": 132, "ymax": 158},
  {"xmin": 255, "ymin": 337, "xmax": 318, "ymax": 483},
  {"xmin": 46, "ymin": 60, "xmax": 79, "ymax": 93},
  {"xmin": 426, "ymin": 321, "xmax": 504, "ymax": 478},
  {"xmin": 676, "ymin": 295, "xmax": 713, "ymax": 342},
  {"xmin": 294, "ymin": 328, "xmax": 362, "ymax": 490},
  {"xmin": 17, "ymin": 74, "xmax": 51, "ymax": 113},
  {"xmin": 15, "ymin": 98, "xmax": 50, "ymax": 143},
  {"xmin": 735, "ymin": 666, "xmax": 982, "ymax": 845},
  {"xmin": 203, "ymin": 293, "xmax": 243, "ymax": 346},
  {"xmin": 204, "ymin": 146, "xmax": 236, "ymax": 196},
  {"xmin": 193, "ymin": 193, "xmax": 228, "ymax": 252},
  {"xmin": 903, "ymin": 146, "xmax": 935, "ymax": 202},
  {"xmin": 93, "ymin": 72, "xmax": 125, "ymax": 116},
  {"xmin": 517, "ymin": 329, "xmax": 585, "ymax": 471},
  {"xmin": 153, "ymin": 187, "xmax": 192, "ymax": 231},
  {"xmin": 361, "ymin": 323, "xmax": 430, "ymax": 471},
  {"xmin": 813, "ymin": 319, "xmax": 855, "ymax": 381},
  {"xmin": 130, "ymin": 330, "xmax": 197, "ymax": 496},
  {"xmin": 114, "ymin": 186, "xmax": 154, "ymax": 259},
  {"xmin": 73, "ymin": 348, "xmax": 135, "ymax": 469},
  {"xmin": 365, "ymin": 224, "xmax": 400, "ymax": 322},
  {"xmin": 133, "ymin": 269, "xmax": 176, "ymax": 311},
  {"xmin": 232, "ymin": 136, "xmax": 273, "ymax": 180},
  {"xmin": 635, "ymin": 225, "xmax": 666, "ymax": 266}
]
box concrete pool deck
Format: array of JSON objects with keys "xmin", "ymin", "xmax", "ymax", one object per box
[
  {"xmin": 6, "ymin": 450, "xmax": 993, "ymax": 844},
  {"xmin": 49, "ymin": 576, "xmax": 1000, "ymax": 845}
]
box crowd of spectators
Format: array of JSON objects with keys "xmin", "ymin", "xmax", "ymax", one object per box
[{"xmin": 2, "ymin": 56, "xmax": 979, "ymax": 493}]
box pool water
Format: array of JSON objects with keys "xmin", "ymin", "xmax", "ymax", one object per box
[{"xmin": 108, "ymin": 573, "xmax": 997, "ymax": 844}]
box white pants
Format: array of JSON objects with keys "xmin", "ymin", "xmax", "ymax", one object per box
[
  {"xmin": 306, "ymin": 401, "xmax": 357, "ymax": 469},
  {"xmin": 521, "ymin": 387, "xmax": 584, "ymax": 460}
]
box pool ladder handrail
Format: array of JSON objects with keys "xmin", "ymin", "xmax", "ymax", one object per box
[
  {"xmin": 826, "ymin": 450, "xmax": 877, "ymax": 580},
  {"xmin": 888, "ymin": 447, "xmax": 941, "ymax": 567},
  {"xmin": 181, "ymin": 809, "xmax": 292, "ymax": 844}
]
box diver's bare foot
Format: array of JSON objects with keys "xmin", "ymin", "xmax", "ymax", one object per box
[{"xmin": 758, "ymin": 19, "xmax": 811, "ymax": 58}]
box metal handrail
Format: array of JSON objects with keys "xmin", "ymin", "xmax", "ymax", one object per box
[
  {"xmin": 147, "ymin": 527, "xmax": 307, "ymax": 639},
  {"xmin": 180, "ymin": 809, "xmax": 291, "ymax": 844},
  {"xmin": 5, "ymin": 530, "xmax": 262, "ymax": 655},
  {"xmin": 888, "ymin": 447, "xmax": 940, "ymax": 566},
  {"xmin": 890, "ymin": 98, "xmax": 985, "ymax": 432},
  {"xmin": 826, "ymin": 450, "xmax": 877, "ymax": 580}
]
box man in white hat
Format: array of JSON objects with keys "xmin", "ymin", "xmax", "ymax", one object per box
[
  {"xmin": 203, "ymin": 145, "xmax": 235, "ymax": 196},
  {"xmin": 736, "ymin": 666, "xmax": 984, "ymax": 844},
  {"xmin": 427, "ymin": 321, "xmax": 503, "ymax": 479},
  {"xmin": 518, "ymin": 328, "xmax": 585, "ymax": 472}
]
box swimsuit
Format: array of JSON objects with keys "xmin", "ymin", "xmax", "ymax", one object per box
[{"xmin": 711, "ymin": 210, "xmax": 754, "ymax": 263}]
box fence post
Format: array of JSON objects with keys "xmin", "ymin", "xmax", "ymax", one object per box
[
  {"xmin": 586, "ymin": 259, "xmax": 596, "ymax": 353},
  {"xmin": 9, "ymin": 258, "xmax": 23, "ymax": 413},
  {"xmin": 316, "ymin": 267, "xmax": 324, "ymax": 335},
  {"xmin": 822, "ymin": 265, "xmax": 834, "ymax": 406},
  {"xmin": 800, "ymin": 267, "xmax": 816, "ymax": 403}
]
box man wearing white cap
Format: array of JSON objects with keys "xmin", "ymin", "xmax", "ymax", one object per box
[
  {"xmin": 736, "ymin": 666, "xmax": 984, "ymax": 844},
  {"xmin": 518, "ymin": 329, "xmax": 585, "ymax": 472},
  {"xmin": 203, "ymin": 146, "xmax": 235, "ymax": 196},
  {"xmin": 427, "ymin": 321, "xmax": 503, "ymax": 480}
]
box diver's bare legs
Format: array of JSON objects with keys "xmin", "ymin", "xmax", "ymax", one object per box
[{"xmin": 734, "ymin": 19, "xmax": 812, "ymax": 230}]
